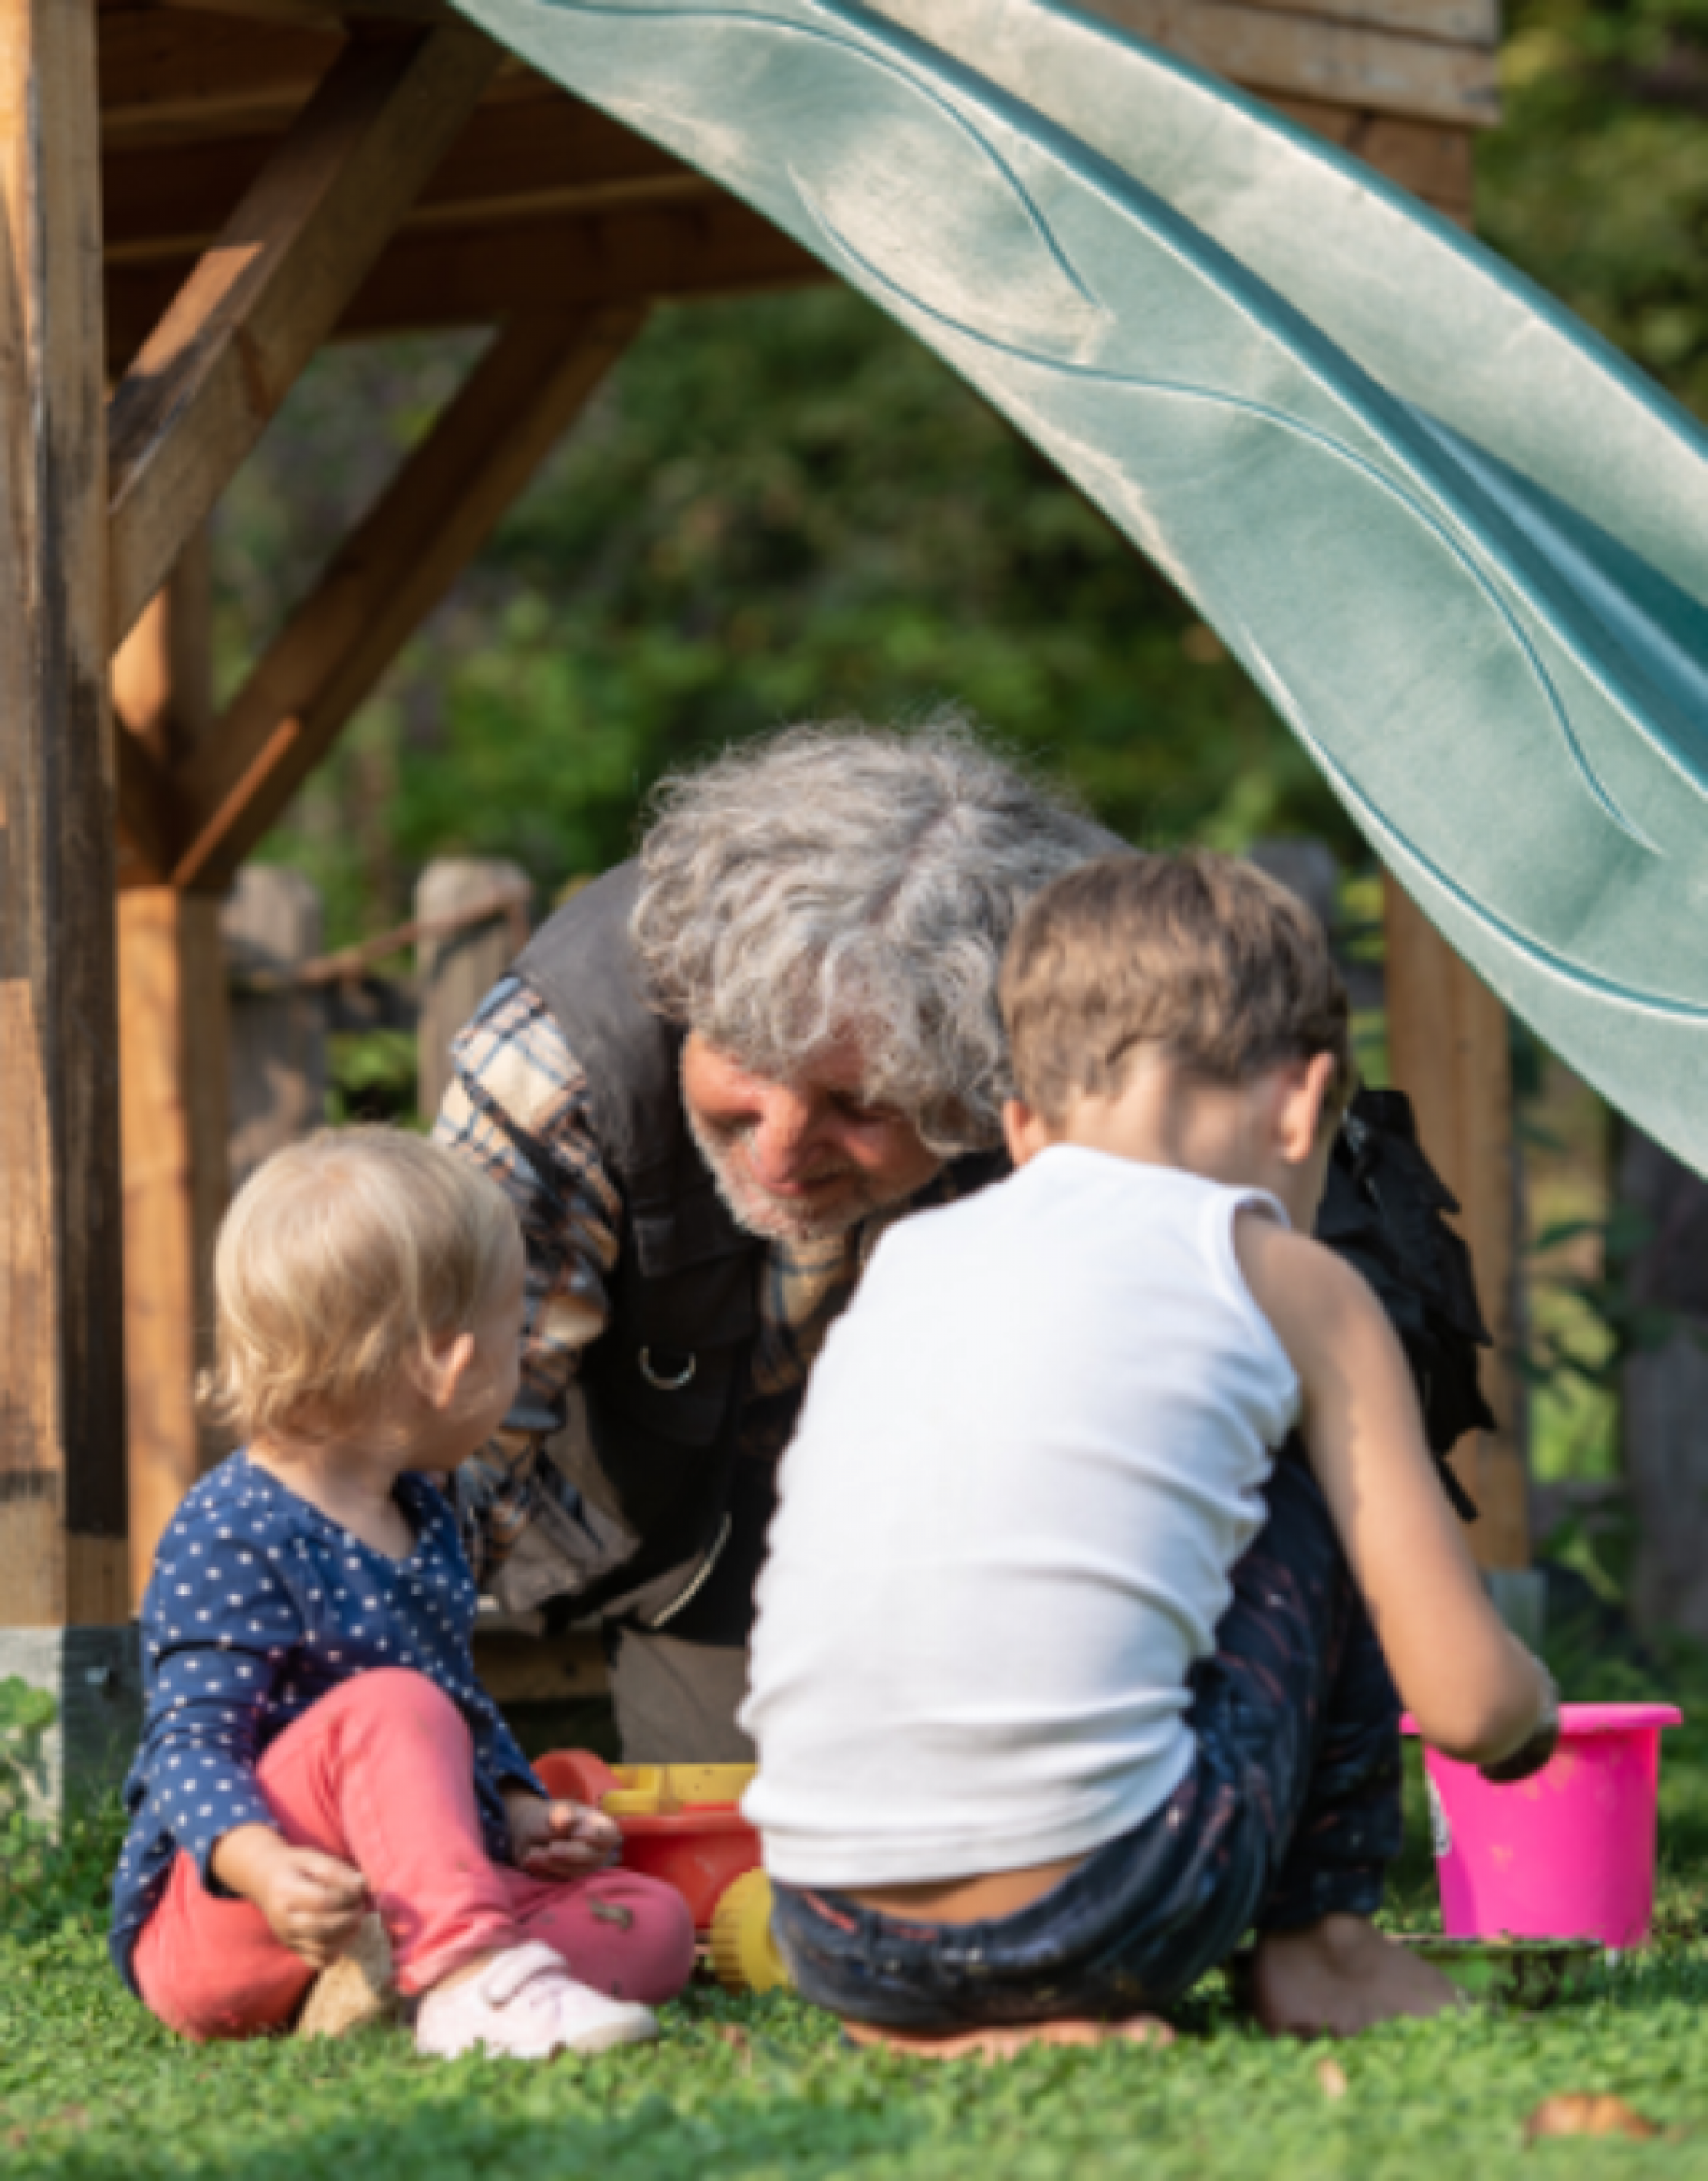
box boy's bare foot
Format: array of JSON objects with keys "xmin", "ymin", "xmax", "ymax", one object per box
[
  {"xmin": 841, "ymin": 2014, "xmax": 1175, "ymax": 2063},
  {"xmin": 1245, "ymin": 1914, "xmax": 1464, "ymax": 2039}
]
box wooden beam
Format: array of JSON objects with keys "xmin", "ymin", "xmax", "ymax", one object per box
[
  {"xmin": 112, "ymin": 529, "xmax": 214, "ymax": 768},
  {"xmin": 105, "ymin": 18, "xmax": 502, "ymax": 651},
  {"xmin": 1268, "ymin": 95, "xmax": 1475, "ymax": 216},
  {"xmin": 148, "ymin": 0, "xmax": 452, "ymax": 26},
  {"xmin": 0, "ymin": 0, "xmax": 130, "ymax": 1626},
  {"xmin": 332, "ymin": 198, "xmax": 820, "ymax": 339},
  {"xmin": 99, "ymin": 12, "xmax": 344, "ymax": 152},
  {"xmin": 473, "ymin": 1624, "xmax": 609, "ymax": 1706},
  {"xmin": 106, "ymin": 194, "xmax": 818, "ymax": 359},
  {"xmin": 114, "ymin": 719, "xmax": 183, "ymax": 885},
  {"xmin": 119, "ymin": 890, "xmax": 228, "ymax": 1606},
  {"xmin": 1058, "ymin": 0, "xmax": 1499, "ymax": 127},
  {"xmin": 102, "ymin": 92, "xmax": 709, "ymax": 267},
  {"xmin": 341, "ymin": 200, "xmax": 824, "ymax": 335},
  {"xmin": 1383, "ymin": 879, "xmax": 1529, "ymax": 1570},
  {"xmin": 96, "ymin": 13, "xmax": 544, "ymax": 154},
  {"xmin": 168, "ymin": 307, "xmax": 645, "ymax": 891},
  {"xmin": 113, "ymin": 536, "xmax": 212, "ymax": 885},
  {"xmin": 1235, "ymin": 0, "xmax": 1498, "ymax": 47}
]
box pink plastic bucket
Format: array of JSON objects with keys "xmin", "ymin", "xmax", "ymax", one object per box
[{"xmin": 1402, "ymin": 1704, "xmax": 1682, "ymax": 1948}]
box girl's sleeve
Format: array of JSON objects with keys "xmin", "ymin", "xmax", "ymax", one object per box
[
  {"xmin": 473, "ymin": 1695, "xmax": 545, "ymax": 1802},
  {"xmin": 136, "ymin": 1520, "xmax": 306, "ymax": 1886}
]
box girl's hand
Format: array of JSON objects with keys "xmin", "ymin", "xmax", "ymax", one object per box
[
  {"xmin": 211, "ymin": 1824, "xmax": 370, "ymax": 1967},
  {"xmin": 505, "ymin": 1790, "xmax": 622, "ymax": 1878}
]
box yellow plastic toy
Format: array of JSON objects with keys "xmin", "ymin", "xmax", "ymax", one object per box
[{"xmin": 535, "ymin": 1750, "xmax": 790, "ymax": 1994}]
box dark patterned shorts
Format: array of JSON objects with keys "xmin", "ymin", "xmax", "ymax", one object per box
[{"xmin": 770, "ymin": 1452, "xmax": 1402, "ymax": 2030}]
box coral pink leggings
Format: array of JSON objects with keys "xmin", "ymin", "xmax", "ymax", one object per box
[{"xmin": 133, "ymin": 1669, "xmax": 696, "ymax": 2042}]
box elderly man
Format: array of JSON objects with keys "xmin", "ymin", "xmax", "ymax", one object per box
[
  {"xmin": 437, "ymin": 718, "xmax": 1491, "ymax": 1762},
  {"xmin": 436, "ymin": 720, "xmax": 1119, "ymax": 1759}
]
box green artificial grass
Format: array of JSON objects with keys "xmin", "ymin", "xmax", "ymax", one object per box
[{"xmin": 7, "ymin": 1663, "xmax": 1708, "ymax": 2179}]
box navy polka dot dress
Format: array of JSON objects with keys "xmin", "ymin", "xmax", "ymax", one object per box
[{"xmin": 109, "ymin": 1453, "xmax": 543, "ymax": 1993}]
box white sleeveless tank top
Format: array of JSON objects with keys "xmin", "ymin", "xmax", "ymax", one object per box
[{"xmin": 740, "ymin": 1146, "xmax": 1301, "ymax": 1886}]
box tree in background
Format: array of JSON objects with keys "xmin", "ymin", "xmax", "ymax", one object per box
[
  {"xmin": 1478, "ymin": 0, "xmax": 1708, "ymax": 1626},
  {"xmin": 212, "ymin": 5, "xmax": 1708, "ymax": 1623},
  {"xmin": 219, "ymin": 0, "xmax": 1708, "ymax": 944},
  {"xmin": 215, "ymin": 290, "xmax": 1343, "ymax": 941},
  {"xmin": 1481, "ymin": 0, "xmax": 1708, "ymax": 412}
]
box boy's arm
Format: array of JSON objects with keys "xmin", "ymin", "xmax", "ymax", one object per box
[{"xmin": 1237, "ymin": 1215, "xmax": 1554, "ymax": 1772}]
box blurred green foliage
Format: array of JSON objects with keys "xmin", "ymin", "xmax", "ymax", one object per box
[
  {"xmin": 1481, "ymin": 0, "xmax": 1708, "ymax": 411},
  {"xmin": 215, "ymin": 292, "xmax": 1350, "ymax": 945},
  {"xmin": 212, "ymin": 0, "xmax": 1708, "ymax": 1543},
  {"xmin": 326, "ymin": 1028, "xmax": 421, "ymax": 1128},
  {"xmin": 219, "ymin": 1, "xmax": 1708, "ymax": 954}
]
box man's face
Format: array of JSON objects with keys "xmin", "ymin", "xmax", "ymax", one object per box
[{"xmin": 681, "ymin": 1030, "xmax": 943, "ymax": 1244}]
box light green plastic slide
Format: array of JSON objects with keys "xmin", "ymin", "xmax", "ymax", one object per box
[{"xmin": 452, "ymin": 0, "xmax": 1708, "ymax": 1174}]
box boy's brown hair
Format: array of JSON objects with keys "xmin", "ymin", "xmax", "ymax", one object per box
[{"xmin": 1000, "ymin": 849, "xmax": 1355, "ymax": 1124}]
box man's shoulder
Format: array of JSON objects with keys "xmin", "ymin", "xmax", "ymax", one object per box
[{"xmin": 514, "ymin": 863, "xmax": 687, "ymax": 1183}]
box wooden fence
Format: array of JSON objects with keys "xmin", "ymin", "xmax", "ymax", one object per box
[{"xmin": 223, "ymin": 854, "xmax": 535, "ymax": 1167}]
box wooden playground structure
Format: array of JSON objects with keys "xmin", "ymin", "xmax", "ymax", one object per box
[{"xmin": 0, "ymin": 0, "xmax": 1525, "ymax": 1714}]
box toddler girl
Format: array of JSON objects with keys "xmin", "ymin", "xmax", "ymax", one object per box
[{"xmin": 110, "ymin": 1128, "xmax": 694, "ymax": 2058}]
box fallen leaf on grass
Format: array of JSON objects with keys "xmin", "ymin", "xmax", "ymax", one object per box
[
  {"xmin": 1525, "ymin": 2094, "xmax": 1659, "ymax": 2141},
  {"xmin": 1315, "ymin": 2059, "xmax": 1348, "ymax": 2099},
  {"xmin": 703, "ymin": 2024, "xmax": 753, "ymax": 2073}
]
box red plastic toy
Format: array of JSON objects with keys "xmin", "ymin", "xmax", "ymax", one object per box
[{"xmin": 536, "ymin": 1751, "xmax": 788, "ymax": 1993}]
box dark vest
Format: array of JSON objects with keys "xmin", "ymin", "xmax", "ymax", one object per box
[
  {"xmin": 510, "ymin": 865, "xmax": 1490, "ymax": 1621},
  {"xmin": 514, "ymin": 862, "xmax": 1007, "ymax": 1624},
  {"xmin": 514, "ymin": 863, "xmax": 762, "ymax": 1619}
]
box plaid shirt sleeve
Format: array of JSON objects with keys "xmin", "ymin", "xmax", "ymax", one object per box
[{"xmin": 433, "ymin": 976, "xmax": 622, "ymax": 1585}]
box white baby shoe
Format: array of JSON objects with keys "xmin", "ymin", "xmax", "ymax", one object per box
[{"xmin": 413, "ymin": 1941, "xmax": 659, "ymax": 2060}]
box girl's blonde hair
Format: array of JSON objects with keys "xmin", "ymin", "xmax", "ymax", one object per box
[{"xmin": 199, "ymin": 1127, "xmax": 523, "ymax": 1444}]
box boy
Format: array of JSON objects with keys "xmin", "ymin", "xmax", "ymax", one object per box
[{"xmin": 740, "ymin": 851, "xmax": 1555, "ymax": 2054}]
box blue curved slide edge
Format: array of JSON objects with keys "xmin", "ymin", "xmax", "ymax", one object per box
[{"xmin": 451, "ymin": 0, "xmax": 1708, "ymax": 1175}]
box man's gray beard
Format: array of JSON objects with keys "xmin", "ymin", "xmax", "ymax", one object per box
[{"xmin": 685, "ymin": 1107, "xmax": 907, "ymax": 1246}]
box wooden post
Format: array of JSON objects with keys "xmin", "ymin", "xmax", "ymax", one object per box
[
  {"xmin": 1618, "ymin": 1129, "xmax": 1708, "ymax": 1639},
  {"xmin": 118, "ymin": 893, "xmax": 229, "ymax": 1603},
  {"xmin": 111, "ymin": 531, "xmax": 214, "ymax": 770},
  {"xmin": 0, "ymin": 0, "xmax": 130, "ymax": 1629},
  {"xmin": 416, "ymin": 858, "xmax": 533, "ymax": 1123},
  {"xmin": 114, "ymin": 541, "xmax": 229, "ymax": 1602},
  {"xmin": 1383, "ymin": 878, "xmax": 1529, "ymax": 1569},
  {"xmin": 223, "ymin": 866, "xmax": 327, "ymax": 1194}
]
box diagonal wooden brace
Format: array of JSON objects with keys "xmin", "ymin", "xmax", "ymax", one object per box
[
  {"xmin": 168, "ymin": 306, "xmax": 646, "ymax": 893},
  {"xmin": 105, "ymin": 18, "xmax": 501, "ymax": 653}
]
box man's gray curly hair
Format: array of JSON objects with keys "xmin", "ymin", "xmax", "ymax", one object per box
[{"xmin": 631, "ymin": 716, "xmax": 1126, "ymax": 1153}]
